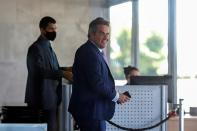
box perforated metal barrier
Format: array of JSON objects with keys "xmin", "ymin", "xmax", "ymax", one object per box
[
  {"xmin": 61, "ymin": 84, "xmax": 167, "ymax": 131},
  {"xmin": 106, "ymin": 85, "xmax": 167, "ymax": 131}
]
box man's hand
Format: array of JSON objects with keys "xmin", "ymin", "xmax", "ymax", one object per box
[
  {"xmin": 61, "ymin": 66, "xmax": 72, "ymax": 72},
  {"xmin": 63, "ymin": 70, "xmax": 73, "ymax": 82},
  {"xmin": 117, "ymin": 93, "xmax": 130, "ymax": 104}
]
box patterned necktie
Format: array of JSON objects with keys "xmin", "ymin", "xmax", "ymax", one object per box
[
  {"xmin": 101, "ymin": 51, "xmax": 104, "ymax": 56},
  {"xmin": 101, "ymin": 51, "xmax": 108, "ymax": 64}
]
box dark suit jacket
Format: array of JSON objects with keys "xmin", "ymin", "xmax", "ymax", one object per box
[
  {"xmin": 68, "ymin": 40, "xmax": 116, "ymax": 121},
  {"xmin": 25, "ymin": 36, "xmax": 63, "ymax": 110}
]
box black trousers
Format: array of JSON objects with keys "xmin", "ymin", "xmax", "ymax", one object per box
[
  {"xmin": 75, "ymin": 119, "xmax": 106, "ymax": 131},
  {"xmin": 43, "ymin": 109, "xmax": 58, "ymax": 131}
]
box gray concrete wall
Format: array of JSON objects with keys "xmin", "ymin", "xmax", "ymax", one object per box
[{"xmin": 0, "ymin": 0, "xmax": 109, "ymax": 106}]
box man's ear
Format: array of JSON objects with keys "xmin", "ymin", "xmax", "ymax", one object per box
[{"xmin": 40, "ymin": 28, "xmax": 45, "ymax": 34}]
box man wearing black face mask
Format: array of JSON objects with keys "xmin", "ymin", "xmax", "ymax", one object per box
[
  {"xmin": 45, "ymin": 30, "xmax": 56, "ymax": 41},
  {"xmin": 25, "ymin": 16, "xmax": 72, "ymax": 131}
]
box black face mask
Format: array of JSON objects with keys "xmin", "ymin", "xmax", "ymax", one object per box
[{"xmin": 45, "ymin": 31, "xmax": 56, "ymax": 41}]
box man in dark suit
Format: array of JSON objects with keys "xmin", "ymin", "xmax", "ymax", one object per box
[
  {"xmin": 25, "ymin": 16, "xmax": 72, "ymax": 131},
  {"xmin": 68, "ymin": 17, "xmax": 130, "ymax": 131}
]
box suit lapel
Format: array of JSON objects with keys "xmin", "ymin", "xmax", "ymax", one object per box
[
  {"xmin": 88, "ymin": 41, "xmax": 114, "ymax": 81},
  {"xmin": 37, "ymin": 36, "xmax": 54, "ymax": 70},
  {"xmin": 37, "ymin": 36, "xmax": 60, "ymax": 71},
  {"xmin": 46, "ymin": 47, "xmax": 54, "ymax": 69}
]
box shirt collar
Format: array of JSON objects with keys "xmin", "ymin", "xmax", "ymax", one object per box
[
  {"xmin": 89, "ymin": 40, "xmax": 103, "ymax": 53},
  {"xmin": 38, "ymin": 35, "xmax": 52, "ymax": 48}
]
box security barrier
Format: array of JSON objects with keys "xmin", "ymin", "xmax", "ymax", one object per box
[{"xmin": 61, "ymin": 84, "xmax": 167, "ymax": 131}]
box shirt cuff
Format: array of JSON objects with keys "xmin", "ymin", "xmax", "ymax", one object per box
[{"xmin": 112, "ymin": 92, "xmax": 119, "ymax": 102}]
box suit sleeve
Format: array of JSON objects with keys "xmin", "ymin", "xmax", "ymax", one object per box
[
  {"xmin": 81, "ymin": 50, "xmax": 116, "ymax": 100},
  {"xmin": 27, "ymin": 45, "xmax": 63, "ymax": 80}
]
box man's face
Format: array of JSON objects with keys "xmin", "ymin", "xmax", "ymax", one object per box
[
  {"xmin": 92, "ymin": 25, "xmax": 110, "ymax": 49},
  {"xmin": 41, "ymin": 23, "xmax": 57, "ymax": 41},
  {"xmin": 44, "ymin": 23, "xmax": 57, "ymax": 33}
]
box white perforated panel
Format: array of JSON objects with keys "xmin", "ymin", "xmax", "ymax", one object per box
[{"xmin": 106, "ymin": 85, "xmax": 167, "ymax": 131}]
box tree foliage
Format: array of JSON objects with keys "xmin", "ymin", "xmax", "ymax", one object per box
[
  {"xmin": 139, "ymin": 32, "xmax": 165, "ymax": 75},
  {"xmin": 110, "ymin": 30, "xmax": 165, "ymax": 79},
  {"xmin": 110, "ymin": 29, "xmax": 131, "ymax": 79}
]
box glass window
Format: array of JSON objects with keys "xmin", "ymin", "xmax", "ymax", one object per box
[
  {"xmin": 177, "ymin": 0, "xmax": 197, "ymax": 111},
  {"xmin": 139, "ymin": 0, "xmax": 168, "ymax": 75},
  {"xmin": 109, "ymin": 2, "xmax": 132, "ymax": 83}
]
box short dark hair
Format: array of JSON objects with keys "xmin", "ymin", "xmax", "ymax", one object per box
[
  {"xmin": 124, "ymin": 66, "xmax": 139, "ymax": 78},
  {"xmin": 39, "ymin": 16, "xmax": 56, "ymax": 29},
  {"xmin": 88, "ymin": 17, "xmax": 110, "ymax": 38}
]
